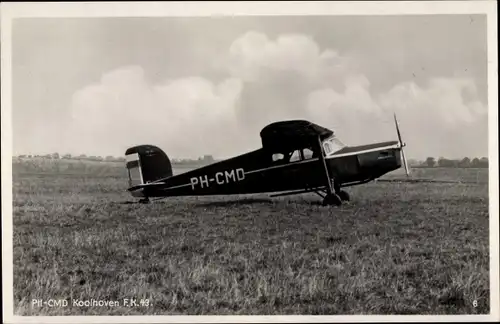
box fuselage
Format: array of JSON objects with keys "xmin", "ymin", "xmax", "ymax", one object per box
[{"xmin": 128, "ymin": 139, "xmax": 403, "ymax": 198}]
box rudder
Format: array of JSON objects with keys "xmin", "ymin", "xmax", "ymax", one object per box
[{"xmin": 125, "ymin": 145, "xmax": 173, "ymax": 188}]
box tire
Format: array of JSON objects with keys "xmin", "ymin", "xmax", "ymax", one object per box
[
  {"xmin": 322, "ymin": 193, "xmax": 342, "ymax": 206},
  {"xmin": 338, "ymin": 190, "xmax": 350, "ymax": 201}
]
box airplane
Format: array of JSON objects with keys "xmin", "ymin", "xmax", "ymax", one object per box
[{"xmin": 124, "ymin": 114, "xmax": 410, "ymax": 206}]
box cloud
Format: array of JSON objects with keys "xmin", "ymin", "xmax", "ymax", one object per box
[
  {"xmin": 227, "ymin": 32, "xmax": 487, "ymax": 159},
  {"xmin": 307, "ymin": 75, "xmax": 487, "ymax": 158},
  {"xmin": 64, "ymin": 31, "xmax": 487, "ymax": 160},
  {"xmin": 378, "ymin": 77, "xmax": 487, "ymax": 123},
  {"xmin": 228, "ymin": 31, "xmax": 353, "ymax": 86},
  {"xmin": 66, "ymin": 66, "xmax": 243, "ymax": 158}
]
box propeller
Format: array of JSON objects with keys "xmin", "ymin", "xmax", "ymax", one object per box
[{"xmin": 393, "ymin": 113, "xmax": 410, "ymax": 177}]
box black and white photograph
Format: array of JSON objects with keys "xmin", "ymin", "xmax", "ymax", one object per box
[{"xmin": 1, "ymin": 1, "xmax": 498, "ymax": 322}]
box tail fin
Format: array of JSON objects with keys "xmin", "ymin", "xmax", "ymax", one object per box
[{"xmin": 125, "ymin": 145, "xmax": 173, "ymax": 188}]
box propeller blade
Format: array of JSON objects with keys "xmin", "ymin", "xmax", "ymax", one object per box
[
  {"xmin": 401, "ymin": 143, "xmax": 410, "ymax": 177},
  {"xmin": 393, "ymin": 113, "xmax": 404, "ymax": 147},
  {"xmin": 393, "ymin": 113, "xmax": 410, "ymax": 177}
]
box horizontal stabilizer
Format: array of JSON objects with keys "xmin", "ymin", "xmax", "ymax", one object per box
[{"xmin": 128, "ymin": 182, "xmax": 166, "ymax": 192}]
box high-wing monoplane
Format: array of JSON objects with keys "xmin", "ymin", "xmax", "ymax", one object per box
[{"xmin": 124, "ymin": 115, "xmax": 409, "ymax": 206}]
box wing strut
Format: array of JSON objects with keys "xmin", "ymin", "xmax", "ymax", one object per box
[{"xmin": 317, "ymin": 135, "xmax": 334, "ymax": 197}]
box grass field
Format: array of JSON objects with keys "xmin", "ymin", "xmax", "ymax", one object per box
[{"xmin": 12, "ymin": 158, "xmax": 490, "ymax": 315}]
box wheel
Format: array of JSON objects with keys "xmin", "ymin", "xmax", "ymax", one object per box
[
  {"xmin": 322, "ymin": 193, "xmax": 342, "ymax": 206},
  {"xmin": 338, "ymin": 190, "xmax": 350, "ymax": 201}
]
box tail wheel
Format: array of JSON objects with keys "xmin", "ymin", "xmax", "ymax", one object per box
[
  {"xmin": 338, "ymin": 190, "xmax": 350, "ymax": 201},
  {"xmin": 323, "ymin": 193, "xmax": 342, "ymax": 206},
  {"xmin": 139, "ymin": 198, "xmax": 150, "ymax": 204}
]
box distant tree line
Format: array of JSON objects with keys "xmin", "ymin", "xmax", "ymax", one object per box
[
  {"xmin": 423, "ymin": 156, "xmax": 489, "ymax": 168},
  {"xmin": 14, "ymin": 153, "xmax": 217, "ymax": 165},
  {"xmin": 170, "ymin": 155, "xmax": 216, "ymax": 165},
  {"xmin": 15, "ymin": 153, "xmax": 126, "ymax": 162}
]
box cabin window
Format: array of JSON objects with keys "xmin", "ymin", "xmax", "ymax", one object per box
[
  {"xmin": 272, "ymin": 153, "xmax": 285, "ymax": 162},
  {"xmin": 272, "ymin": 148, "xmax": 316, "ymax": 164},
  {"xmin": 303, "ymin": 148, "xmax": 314, "ymax": 160},
  {"xmin": 289, "ymin": 150, "xmax": 301, "ymax": 162}
]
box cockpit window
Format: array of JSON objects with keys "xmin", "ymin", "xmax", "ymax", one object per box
[
  {"xmin": 323, "ymin": 136, "xmax": 346, "ymax": 155},
  {"xmin": 323, "ymin": 142, "xmax": 333, "ymax": 154}
]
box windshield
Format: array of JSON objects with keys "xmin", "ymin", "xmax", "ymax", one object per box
[{"xmin": 323, "ymin": 136, "xmax": 346, "ymax": 155}]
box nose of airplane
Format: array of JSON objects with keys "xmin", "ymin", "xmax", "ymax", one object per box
[
  {"xmin": 355, "ymin": 142, "xmax": 403, "ymax": 176},
  {"xmin": 373, "ymin": 147, "xmax": 402, "ymax": 170},
  {"xmin": 352, "ymin": 113, "xmax": 409, "ymax": 177}
]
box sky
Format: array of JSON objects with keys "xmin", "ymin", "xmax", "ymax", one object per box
[{"xmin": 11, "ymin": 15, "xmax": 489, "ymax": 160}]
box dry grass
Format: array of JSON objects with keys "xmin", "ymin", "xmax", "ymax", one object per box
[{"xmin": 12, "ymin": 159, "xmax": 490, "ymax": 315}]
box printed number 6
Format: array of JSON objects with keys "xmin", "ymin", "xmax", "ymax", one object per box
[{"xmin": 473, "ymin": 300, "xmax": 478, "ymax": 308}]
